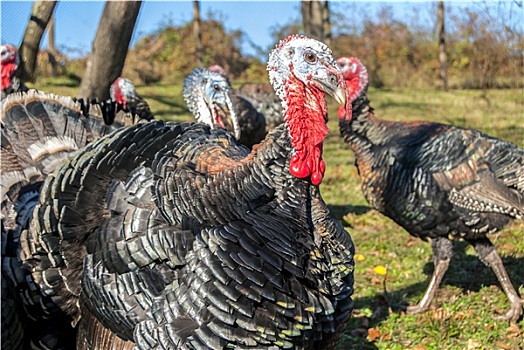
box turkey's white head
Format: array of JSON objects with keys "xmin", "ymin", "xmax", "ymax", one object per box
[
  {"xmin": 110, "ymin": 77, "xmax": 137, "ymax": 110},
  {"xmin": 336, "ymin": 56, "xmax": 369, "ymax": 120},
  {"xmin": 1, "ymin": 44, "xmax": 20, "ymax": 93},
  {"xmin": 183, "ymin": 68, "xmax": 240, "ymax": 140},
  {"xmin": 267, "ymin": 34, "xmax": 350, "ymax": 185},
  {"xmin": 1, "ymin": 44, "xmax": 17, "ymax": 64}
]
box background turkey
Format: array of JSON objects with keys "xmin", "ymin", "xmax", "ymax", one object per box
[
  {"xmin": 20, "ymin": 34, "xmax": 354, "ymax": 350},
  {"xmin": 183, "ymin": 67, "xmax": 240, "ymax": 140},
  {"xmin": 73, "ymin": 76, "xmax": 154, "ymax": 126},
  {"xmin": 337, "ymin": 56, "xmax": 524, "ymax": 322},
  {"xmin": 1, "ymin": 44, "xmax": 28, "ymax": 99},
  {"xmin": 109, "ymin": 76, "xmax": 154, "ymax": 122},
  {"xmin": 1, "ymin": 88, "xmax": 154, "ymax": 350},
  {"xmin": 208, "ymin": 65, "xmax": 283, "ymax": 148}
]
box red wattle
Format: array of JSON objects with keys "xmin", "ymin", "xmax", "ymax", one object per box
[
  {"xmin": 290, "ymin": 155, "xmax": 311, "ymax": 178},
  {"xmin": 310, "ymin": 172, "xmax": 323, "ymax": 186},
  {"xmin": 1, "ymin": 62, "xmax": 17, "ymax": 90},
  {"xmin": 337, "ymin": 106, "xmax": 345, "ymax": 119}
]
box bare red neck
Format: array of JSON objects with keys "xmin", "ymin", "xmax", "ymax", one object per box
[
  {"xmin": 284, "ymin": 74, "xmax": 329, "ymax": 186},
  {"xmin": 1, "ymin": 62, "xmax": 17, "ymax": 91}
]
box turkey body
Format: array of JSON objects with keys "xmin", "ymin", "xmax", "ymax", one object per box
[
  {"xmin": 233, "ymin": 83, "xmax": 283, "ymax": 148},
  {"xmin": 207, "ymin": 65, "xmax": 283, "ymax": 148},
  {"xmin": 20, "ymin": 35, "xmax": 355, "ymax": 349},
  {"xmin": 1, "ymin": 90, "xmax": 152, "ymax": 349},
  {"xmin": 109, "ymin": 76, "xmax": 154, "ymax": 122},
  {"xmin": 337, "ymin": 57, "xmax": 524, "ymax": 322}
]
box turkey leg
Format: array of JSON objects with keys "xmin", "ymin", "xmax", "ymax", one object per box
[
  {"xmin": 406, "ymin": 237, "xmax": 453, "ymax": 315},
  {"xmin": 473, "ymin": 239, "xmax": 524, "ymax": 322}
]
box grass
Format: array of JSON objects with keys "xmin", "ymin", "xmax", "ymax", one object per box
[{"xmin": 36, "ymin": 79, "xmax": 524, "ymax": 350}]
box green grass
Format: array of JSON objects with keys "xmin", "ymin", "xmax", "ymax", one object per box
[{"xmin": 36, "ymin": 79, "xmax": 524, "ymax": 349}]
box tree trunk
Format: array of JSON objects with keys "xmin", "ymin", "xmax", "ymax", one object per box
[
  {"xmin": 437, "ymin": 0, "xmax": 448, "ymax": 90},
  {"xmin": 301, "ymin": 0, "xmax": 331, "ymax": 45},
  {"xmin": 193, "ymin": 0, "xmax": 203, "ymax": 67},
  {"xmin": 47, "ymin": 14, "xmax": 58, "ymax": 76},
  {"xmin": 16, "ymin": 0, "xmax": 57, "ymax": 83},
  {"xmin": 78, "ymin": 1, "xmax": 142, "ymax": 100}
]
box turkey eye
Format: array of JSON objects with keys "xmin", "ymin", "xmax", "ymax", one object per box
[
  {"xmin": 287, "ymin": 49, "xmax": 294, "ymax": 57},
  {"xmin": 213, "ymin": 84, "xmax": 221, "ymax": 92},
  {"xmin": 304, "ymin": 51, "xmax": 317, "ymax": 64}
]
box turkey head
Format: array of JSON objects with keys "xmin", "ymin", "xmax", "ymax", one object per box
[
  {"xmin": 336, "ymin": 56, "xmax": 369, "ymax": 120},
  {"xmin": 268, "ymin": 34, "xmax": 349, "ymax": 185},
  {"xmin": 109, "ymin": 77, "xmax": 136, "ymax": 110},
  {"xmin": 109, "ymin": 76, "xmax": 154, "ymax": 123},
  {"xmin": 1, "ymin": 44, "xmax": 19, "ymax": 93},
  {"xmin": 183, "ymin": 68, "xmax": 240, "ymax": 139}
]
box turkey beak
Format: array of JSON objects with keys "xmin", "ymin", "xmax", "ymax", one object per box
[
  {"xmin": 211, "ymin": 89, "xmax": 241, "ymax": 140},
  {"xmin": 316, "ymin": 70, "xmax": 347, "ymax": 106},
  {"xmin": 331, "ymin": 85, "xmax": 347, "ymax": 106}
]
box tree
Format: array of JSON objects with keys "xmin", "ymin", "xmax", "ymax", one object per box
[
  {"xmin": 16, "ymin": 0, "xmax": 57, "ymax": 83},
  {"xmin": 437, "ymin": 0, "xmax": 448, "ymax": 90},
  {"xmin": 193, "ymin": 0, "xmax": 203, "ymax": 67},
  {"xmin": 301, "ymin": 0, "xmax": 331, "ymax": 46},
  {"xmin": 78, "ymin": 1, "xmax": 142, "ymax": 100},
  {"xmin": 47, "ymin": 14, "xmax": 59, "ymax": 76}
]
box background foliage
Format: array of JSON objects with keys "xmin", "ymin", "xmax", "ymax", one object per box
[{"xmin": 32, "ymin": 2, "xmax": 523, "ymax": 90}]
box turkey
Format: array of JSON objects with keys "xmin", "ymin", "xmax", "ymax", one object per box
[
  {"xmin": 74, "ymin": 76, "xmax": 154, "ymax": 126},
  {"xmin": 1, "ymin": 88, "xmax": 154, "ymax": 350},
  {"xmin": 109, "ymin": 76, "xmax": 154, "ymax": 122},
  {"xmin": 1, "ymin": 44, "xmax": 28, "ymax": 99},
  {"xmin": 20, "ymin": 34, "xmax": 354, "ymax": 350},
  {"xmin": 183, "ymin": 67, "xmax": 240, "ymax": 140},
  {"xmin": 337, "ymin": 56, "xmax": 524, "ymax": 322},
  {"xmin": 208, "ymin": 65, "xmax": 283, "ymax": 148}
]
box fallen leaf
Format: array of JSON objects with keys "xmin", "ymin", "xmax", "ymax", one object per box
[
  {"xmin": 410, "ymin": 345, "xmax": 427, "ymax": 350},
  {"xmin": 354, "ymin": 253, "xmax": 365, "ymax": 261},
  {"xmin": 373, "ymin": 265, "xmax": 387, "ymax": 275},
  {"xmin": 495, "ymin": 341, "xmax": 511, "ymax": 350},
  {"xmin": 467, "ymin": 339, "xmax": 482, "ymax": 349},
  {"xmin": 367, "ymin": 327, "xmax": 380, "ymax": 341},
  {"xmin": 505, "ymin": 322, "xmax": 521, "ymax": 339}
]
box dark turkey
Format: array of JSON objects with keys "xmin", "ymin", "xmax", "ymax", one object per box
[
  {"xmin": 1, "ymin": 89, "xmax": 153, "ymax": 350},
  {"xmin": 109, "ymin": 77, "xmax": 154, "ymax": 122},
  {"xmin": 337, "ymin": 56, "xmax": 524, "ymax": 322},
  {"xmin": 20, "ymin": 35, "xmax": 355, "ymax": 350},
  {"xmin": 183, "ymin": 67, "xmax": 240, "ymax": 140},
  {"xmin": 208, "ymin": 65, "xmax": 283, "ymax": 148},
  {"xmin": 1, "ymin": 44, "xmax": 28, "ymax": 99}
]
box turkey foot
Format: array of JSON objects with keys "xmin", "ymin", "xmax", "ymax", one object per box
[
  {"xmin": 406, "ymin": 257, "xmax": 450, "ymax": 315},
  {"xmin": 475, "ymin": 246, "xmax": 524, "ymax": 322},
  {"xmin": 406, "ymin": 237, "xmax": 452, "ymax": 315}
]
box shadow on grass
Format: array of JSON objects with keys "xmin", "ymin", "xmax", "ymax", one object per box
[
  {"xmin": 328, "ymin": 204, "xmax": 371, "ymax": 223},
  {"xmin": 343, "ymin": 240, "xmax": 524, "ymax": 348},
  {"xmin": 420, "ymin": 240, "xmax": 524, "ymax": 295}
]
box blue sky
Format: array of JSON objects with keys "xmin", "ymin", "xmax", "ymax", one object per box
[
  {"xmin": 1, "ymin": 1, "xmax": 520, "ymax": 60},
  {"xmin": 1, "ymin": 1, "xmax": 304, "ymax": 58}
]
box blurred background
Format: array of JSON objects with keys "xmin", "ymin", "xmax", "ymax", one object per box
[{"xmin": 2, "ymin": 0, "xmax": 523, "ymax": 90}]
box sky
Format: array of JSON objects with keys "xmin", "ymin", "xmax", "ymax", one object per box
[
  {"xmin": 1, "ymin": 1, "xmax": 521, "ymax": 60},
  {"xmin": 1, "ymin": 1, "xmax": 305, "ymax": 59}
]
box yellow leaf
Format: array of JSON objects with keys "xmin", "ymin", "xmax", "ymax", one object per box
[
  {"xmin": 373, "ymin": 265, "xmax": 387, "ymax": 275},
  {"xmin": 354, "ymin": 254, "xmax": 365, "ymax": 262}
]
